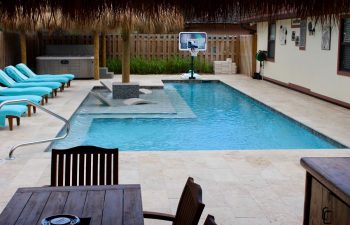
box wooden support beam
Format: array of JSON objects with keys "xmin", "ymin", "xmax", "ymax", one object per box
[
  {"xmin": 121, "ymin": 31, "xmax": 130, "ymax": 83},
  {"xmin": 234, "ymin": 36, "xmax": 240, "ymax": 74},
  {"xmin": 20, "ymin": 31, "xmax": 27, "ymax": 64},
  {"xmin": 93, "ymin": 31, "xmax": 100, "ymax": 80},
  {"xmin": 101, "ymin": 32, "xmax": 107, "ymax": 67},
  {"xmin": 252, "ymin": 33, "xmax": 257, "ymax": 74}
]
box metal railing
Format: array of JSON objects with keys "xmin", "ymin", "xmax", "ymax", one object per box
[{"xmin": 0, "ymin": 99, "xmax": 70, "ymax": 160}]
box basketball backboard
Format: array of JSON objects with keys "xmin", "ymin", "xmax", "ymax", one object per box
[{"xmin": 179, "ymin": 32, "xmax": 207, "ymax": 51}]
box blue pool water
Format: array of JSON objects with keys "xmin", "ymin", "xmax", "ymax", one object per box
[{"xmin": 55, "ymin": 82, "xmax": 342, "ymax": 150}]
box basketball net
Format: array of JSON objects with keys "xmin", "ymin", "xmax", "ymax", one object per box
[{"xmin": 190, "ymin": 48, "xmax": 199, "ymax": 57}]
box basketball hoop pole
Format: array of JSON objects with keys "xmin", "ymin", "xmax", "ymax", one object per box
[
  {"xmin": 189, "ymin": 47, "xmax": 199, "ymax": 79},
  {"xmin": 190, "ymin": 54, "xmax": 195, "ymax": 79}
]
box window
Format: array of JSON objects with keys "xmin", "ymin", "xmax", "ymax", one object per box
[
  {"xmin": 267, "ymin": 22, "xmax": 276, "ymax": 59},
  {"xmin": 339, "ymin": 18, "xmax": 350, "ymax": 74}
]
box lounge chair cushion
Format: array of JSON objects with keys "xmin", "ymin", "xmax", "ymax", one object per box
[
  {"xmin": 1, "ymin": 68, "xmax": 61, "ymax": 90},
  {"xmin": 0, "ymin": 105, "xmax": 27, "ymax": 127},
  {"xmin": 0, "ymin": 69, "xmax": 17, "ymax": 87},
  {"xmin": 0, "ymin": 86, "xmax": 51, "ymax": 97},
  {"xmin": 16, "ymin": 63, "xmax": 75, "ymax": 80},
  {"xmin": 15, "ymin": 64, "xmax": 69, "ymax": 83},
  {"xmin": 0, "ymin": 95, "xmax": 42, "ymax": 106},
  {"xmin": 4, "ymin": 66, "xmax": 62, "ymax": 89}
]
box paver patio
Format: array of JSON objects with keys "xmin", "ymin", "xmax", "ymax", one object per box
[{"xmin": 0, "ymin": 74, "xmax": 349, "ymax": 225}]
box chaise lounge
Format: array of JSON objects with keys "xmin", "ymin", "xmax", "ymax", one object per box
[
  {"xmin": 3, "ymin": 66, "xmax": 63, "ymax": 93},
  {"xmin": 0, "ymin": 95, "xmax": 42, "ymax": 116},
  {"xmin": 0, "ymin": 86, "xmax": 51, "ymax": 105},
  {"xmin": 14, "ymin": 64, "xmax": 69, "ymax": 88},
  {"xmin": 16, "ymin": 63, "xmax": 74, "ymax": 87},
  {"xmin": 0, "ymin": 105, "xmax": 28, "ymax": 130},
  {"xmin": 0, "ymin": 70, "xmax": 58, "ymax": 97}
]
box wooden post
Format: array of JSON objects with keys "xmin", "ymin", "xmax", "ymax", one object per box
[
  {"xmin": 93, "ymin": 31, "xmax": 100, "ymax": 80},
  {"xmin": 121, "ymin": 31, "xmax": 130, "ymax": 83},
  {"xmin": 0, "ymin": 32, "xmax": 5, "ymax": 67},
  {"xmin": 20, "ymin": 31, "xmax": 27, "ymax": 64},
  {"xmin": 101, "ymin": 32, "xmax": 107, "ymax": 67},
  {"xmin": 252, "ymin": 33, "xmax": 258, "ymax": 74},
  {"xmin": 234, "ymin": 36, "xmax": 240, "ymax": 74}
]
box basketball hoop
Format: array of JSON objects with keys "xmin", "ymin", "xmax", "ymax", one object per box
[
  {"xmin": 190, "ymin": 48, "xmax": 199, "ymax": 57},
  {"xmin": 178, "ymin": 32, "xmax": 207, "ymax": 80}
]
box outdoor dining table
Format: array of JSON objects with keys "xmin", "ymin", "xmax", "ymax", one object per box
[{"xmin": 0, "ymin": 184, "xmax": 144, "ymax": 225}]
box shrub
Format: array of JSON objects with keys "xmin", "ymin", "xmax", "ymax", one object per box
[
  {"xmin": 107, "ymin": 56, "xmax": 213, "ymax": 74},
  {"xmin": 106, "ymin": 58, "xmax": 122, "ymax": 74}
]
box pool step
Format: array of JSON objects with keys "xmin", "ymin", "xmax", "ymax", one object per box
[{"xmin": 100, "ymin": 67, "xmax": 114, "ymax": 79}]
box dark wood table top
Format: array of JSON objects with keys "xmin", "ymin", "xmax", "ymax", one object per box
[
  {"xmin": 301, "ymin": 157, "xmax": 350, "ymax": 206},
  {"xmin": 0, "ymin": 185, "xmax": 144, "ymax": 225}
]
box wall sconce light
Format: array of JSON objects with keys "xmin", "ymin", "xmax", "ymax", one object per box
[{"xmin": 308, "ymin": 22, "xmax": 315, "ymax": 35}]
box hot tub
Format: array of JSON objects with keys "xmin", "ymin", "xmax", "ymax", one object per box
[{"xmin": 36, "ymin": 56, "xmax": 94, "ymax": 79}]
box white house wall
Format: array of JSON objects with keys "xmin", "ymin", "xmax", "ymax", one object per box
[{"xmin": 257, "ymin": 19, "xmax": 350, "ymax": 104}]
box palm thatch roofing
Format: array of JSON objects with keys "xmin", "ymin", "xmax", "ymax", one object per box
[
  {"xmin": 0, "ymin": 7, "xmax": 184, "ymax": 33},
  {"xmin": 0, "ymin": 0, "xmax": 349, "ymax": 31}
]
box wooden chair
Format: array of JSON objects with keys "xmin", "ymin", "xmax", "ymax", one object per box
[
  {"xmin": 144, "ymin": 177, "xmax": 205, "ymax": 225},
  {"xmin": 51, "ymin": 146, "xmax": 119, "ymax": 186},
  {"xmin": 204, "ymin": 215, "xmax": 217, "ymax": 225}
]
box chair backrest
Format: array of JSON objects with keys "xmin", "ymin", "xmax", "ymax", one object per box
[
  {"xmin": 16, "ymin": 63, "xmax": 37, "ymax": 78},
  {"xmin": 203, "ymin": 215, "xmax": 217, "ymax": 225},
  {"xmin": 0, "ymin": 69, "xmax": 16, "ymax": 87},
  {"xmin": 4, "ymin": 66, "xmax": 29, "ymax": 82},
  {"xmin": 51, "ymin": 146, "xmax": 119, "ymax": 186},
  {"xmin": 173, "ymin": 177, "xmax": 205, "ymax": 225}
]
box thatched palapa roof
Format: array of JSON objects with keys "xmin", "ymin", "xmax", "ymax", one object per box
[
  {"xmin": 0, "ymin": 6, "xmax": 184, "ymax": 33},
  {"xmin": 0, "ymin": 0, "xmax": 350, "ymax": 31}
]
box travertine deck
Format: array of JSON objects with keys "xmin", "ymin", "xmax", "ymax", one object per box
[{"xmin": 0, "ymin": 74, "xmax": 349, "ymax": 225}]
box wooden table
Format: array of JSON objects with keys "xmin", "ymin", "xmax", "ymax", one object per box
[
  {"xmin": 301, "ymin": 157, "xmax": 350, "ymax": 225},
  {"xmin": 0, "ymin": 185, "xmax": 144, "ymax": 225}
]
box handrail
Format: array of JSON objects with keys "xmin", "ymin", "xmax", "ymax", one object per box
[{"xmin": 0, "ymin": 99, "xmax": 70, "ymax": 160}]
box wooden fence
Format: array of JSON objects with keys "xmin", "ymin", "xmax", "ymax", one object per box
[
  {"xmin": 0, "ymin": 32, "xmax": 21, "ymax": 68},
  {"xmin": 38, "ymin": 33, "xmax": 239, "ymax": 63}
]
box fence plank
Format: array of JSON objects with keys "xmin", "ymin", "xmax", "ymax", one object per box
[{"xmin": 29, "ymin": 33, "xmax": 239, "ymax": 64}]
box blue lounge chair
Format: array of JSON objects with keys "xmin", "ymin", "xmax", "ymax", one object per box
[
  {"xmin": 0, "ymin": 105, "xmax": 27, "ymax": 130},
  {"xmin": 16, "ymin": 63, "xmax": 74, "ymax": 87},
  {"xmin": 0, "ymin": 69, "xmax": 59, "ymax": 97},
  {"xmin": 0, "ymin": 95, "xmax": 42, "ymax": 116},
  {"xmin": 4, "ymin": 66, "xmax": 63, "ymax": 92},
  {"xmin": 0, "ymin": 87, "xmax": 51, "ymax": 105},
  {"xmin": 15, "ymin": 64, "xmax": 69, "ymax": 87}
]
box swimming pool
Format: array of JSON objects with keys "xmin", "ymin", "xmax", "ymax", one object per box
[{"xmin": 53, "ymin": 82, "xmax": 343, "ymax": 150}]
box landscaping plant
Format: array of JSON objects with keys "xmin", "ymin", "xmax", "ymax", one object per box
[{"xmin": 107, "ymin": 57, "xmax": 213, "ymax": 74}]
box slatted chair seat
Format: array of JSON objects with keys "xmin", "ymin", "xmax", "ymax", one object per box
[
  {"xmin": 203, "ymin": 215, "xmax": 217, "ymax": 225},
  {"xmin": 144, "ymin": 177, "xmax": 205, "ymax": 225},
  {"xmin": 51, "ymin": 146, "xmax": 119, "ymax": 186}
]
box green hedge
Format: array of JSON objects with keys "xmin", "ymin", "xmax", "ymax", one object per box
[{"xmin": 107, "ymin": 57, "xmax": 213, "ymax": 74}]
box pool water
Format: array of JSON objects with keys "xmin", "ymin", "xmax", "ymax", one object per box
[{"xmin": 54, "ymin": 82, "xmax": 342, "ymax": 150}]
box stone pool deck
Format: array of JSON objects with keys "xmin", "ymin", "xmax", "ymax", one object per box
[{"xmin": 0, "ymin": 74, "xmax": 349, "ymax": 225}]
